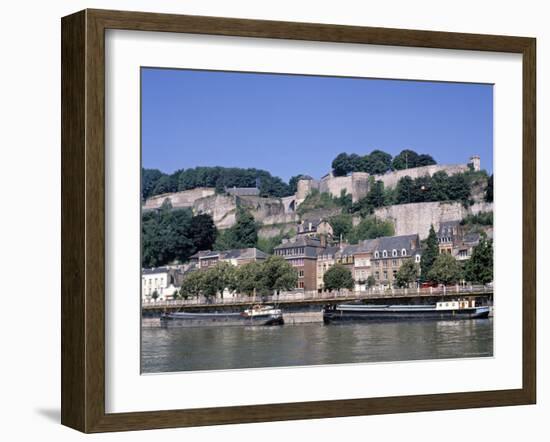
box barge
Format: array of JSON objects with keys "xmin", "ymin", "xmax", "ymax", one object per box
[
  {"xmin": 160, "ymin": 305, "xmax": 284, "ymax": 327},
  {"xmin": 323, "ymin": 300, "xmax": 490, "ymax": 324}
]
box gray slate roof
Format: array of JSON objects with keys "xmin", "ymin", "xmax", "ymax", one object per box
[
  {"xmin": 274, "ymin": 236, "xmax": 323, "ymax": 249},
  {"xmin": 438, "ymin": 220, "xmax": 460, "ymax": 237},
  {"xmin": 142, "ymin": 266, "xmax": 171, "ymax": 275},
  {"xmin": 192, "ymin": 247, "xmax": 268, "ymax": 261}
]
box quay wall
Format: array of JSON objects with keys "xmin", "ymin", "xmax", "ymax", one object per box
[{"xmin": 283, "ymin": 311, "xmax": 323, "ymax": 324}]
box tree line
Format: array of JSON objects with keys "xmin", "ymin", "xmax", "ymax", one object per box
[
  {"xmin": 142, "ymin": 203, "xmax": 280, "ymax": 268},
  {"xmin": 142, "ymin": 166, "xmax": 306, "ymax": 200},
  {"xmin": 328, "ymin": 213, "xmax": 394, "ymax": 244},
  {"xmin": 177, "ymin": 256, "xmax": 298, "ymax": 299},
  {"xmin": 331, "ymin": 149, "xmax": 437, "ymax": 177},
  {"xmin": 141, "ymin": 202, "xmax": 217, "ymax": 268},
  {"xmin": 350, "ymin": 169, "xmax": 490, "ymax": 216},
  {"xmin": 421, "ymin": 225, "xmax": 493, "ymax": 285}
]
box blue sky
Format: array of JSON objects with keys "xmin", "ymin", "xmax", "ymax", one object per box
[{"xmin": 141, "ymin": 68, "xmax": 493, "ymax": 181}]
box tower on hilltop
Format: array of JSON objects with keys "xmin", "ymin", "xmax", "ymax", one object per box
[{"xmin": 469, "ymin": 155, "xmax": 481, "ymax": 171}]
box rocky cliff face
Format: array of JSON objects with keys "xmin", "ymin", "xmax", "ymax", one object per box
[
  {"xmin": 143, "ymin": 187, "xmax": 216, "ymax": 210},
  {"xmin": 191, "ymin": 194, "xmax": 298, "ymax": 231}
]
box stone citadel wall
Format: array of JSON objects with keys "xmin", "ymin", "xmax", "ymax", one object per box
[
  {"xmin": 296, "ymin": 156, "xmax": 479, "ymax": 204},
  {"xmin": 373, "ymin": 201, "xmax": 493, "ymax": 240}
]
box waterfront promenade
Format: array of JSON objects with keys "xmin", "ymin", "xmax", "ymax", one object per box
[{"xmin": 142, "ymin": 284, "xmax": 493, "ymax": 311}]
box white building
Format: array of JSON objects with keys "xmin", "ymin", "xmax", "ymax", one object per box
[{"xmin": 141, "ymin": 267, "xmax": 179, "ymax": 302}]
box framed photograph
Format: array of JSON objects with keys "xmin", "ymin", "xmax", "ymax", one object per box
[{"xmin": 61, "ymin": 9, "xmax": 536, "ymax": 433}]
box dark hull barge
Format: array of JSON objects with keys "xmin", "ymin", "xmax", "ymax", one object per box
[
  {"xmin": 160, "ymin": 305, "xmax": 284, "ymax": 327},
  {"xmin": 323, "ymin": 301, "xmax": 490, "ymax": 324}
]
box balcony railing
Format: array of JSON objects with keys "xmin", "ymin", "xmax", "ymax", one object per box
[{"xmin": 142, "ymin": 285, "xmax": 492, "ymax": 308}]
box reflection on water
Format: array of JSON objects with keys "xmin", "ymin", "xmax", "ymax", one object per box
[{"xmin": 141, "ymin": 318, "xmax": 493, "ymax": 373}]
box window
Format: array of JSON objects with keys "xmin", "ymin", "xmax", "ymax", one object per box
[
  {"xmin": 375, "ymin": 271, "xmax": 380, "ymax": 280},
  {"xmin": 382, "ymin": 250, "xmax": 387, "ymax": 258},
  {"xmin": 383, "ymin": 271, "xmax": 388, "ymax": 280},
  {"xmin": 299, "ymin": 270, "xmax": 304, "ymax": 277},
  {"xmin": 392, "ymin": 249, "xmax": 397, "ymax": 257},
  {"xmin": 415, "ymin": 254, "xmax": 421, "ymax": 263},
  {"xmin": 374, "ymin": 251, "xmax": 379, "ymax": 258},
  {"xmin": 401, "ymin": 248, "xmax": 407, "ymax": 256},
  {"xmin": 392, "ymin": 259, "xmax": 398, "ymax": 267}
]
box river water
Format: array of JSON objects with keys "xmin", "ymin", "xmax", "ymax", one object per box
[{"xmin": 141, "ymin": 318, "xmax": 493, "ymax": 373}]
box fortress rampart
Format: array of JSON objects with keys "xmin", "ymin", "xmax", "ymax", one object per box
[{"xmin": 296, "ymin": 156, "xmax": 479, "ymax": 205}]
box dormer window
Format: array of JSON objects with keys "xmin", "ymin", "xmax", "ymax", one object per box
[
  {"xmin": 382, "ymin": 250, "xmax": 387, "ymax": 258},
  {"xmin": 392, "ymin": 249, "xmax": 397, "ymax": 257},
  {"xmin": 374, "ymin": 251, "xmax": 379, "ymax": 259},
  {"xmin": 415, "ymin": 254, "xmax": 421, "ymax": 263},
  {"xmin": 401, "ymin": 249, "xmax": 407, "ymax": 256}
]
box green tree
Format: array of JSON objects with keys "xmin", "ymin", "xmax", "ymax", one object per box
[
  {"xmin": 349, "ymin": 217, "xmax": 394, "ymax": 243},
  {"xmin": 232, "ymin": 208, "xmax": 258, "ymax": 248},
  {"xmin": 392, "ymin": 149, "xmax": 419, "ymax": 170},
  {"xmin": 332, "ymin": 153, "xmax": 352, "ymax": 177},
  {"xmin": 365, "ymin": 150, "xmax": 393, "ymax": 174},
  {"xmin": 395, "ymin": 176, "xmax": 415, "ymax": 204},
  {"xmin": 366, "ymin": 180, "xmax": 386, "ymax": 208},
  {"xmin": 214, "ymin": 209, "xmax": 258, "ymax": 250},
  {"xmin": 232, "ymin": 262, "xmax": 263, "ymax": 296},
  {"xmin": 141, "ymin": 168, "xmax": 164, "ymax": 200},
  {"xmin": 460, "ymin": 212, "xmax": 493, "ymax": 226},
  {"xmin": 329, "ymin": 213, "xmax": 353, "ymax": 241},
  {"xmin": 395, "ymin": 259, "xmax": 419, "ymax": 288},
  {"xmin": 447, "ymin": 173, "xmax": 470, "ymax": 204},
  {"xmin": 421, "ymin": 225, "xmax": 439, "ymax": 281},
  {"xmin": 174, "ymin": 166, "xmax": 292, "ymax": 197},
  {"xmin": 429, "ymin": 171, "xmax": 450, "ymax": 201},
  {"xmin": 366, "ymin": 275, "xmax": 376, "ymax": 289},
  {"xmin": 151, "ymin": 174, "xmax": 178, "ymax": 195},
  {"xmin": 213, "ymin": 229, "xmax": 236, "ymax": 251},
  {"xmin": 296, "ymin": 189, "xmax": 339, "ymax": 216},
  {"xmin": 188, "ymin": 213, "xmax": 217, "ymax": 253},
  {"xmin": 335, "ymin": 189, "xmax": 353, "ymax": 212},
  {"xmin": 141, "ymin": 207, "xmax": 195, "ymax": 268},
  {"xmin": 323, "ymin": 264, "xmax": 354, "ymax": 291},
  {"xmin": 201, "ymin": 262, "xmax": 237, "ymax": 299},
  {"xmin": 464, "ymin": 234, "xmax": 493, "ymax": 284},
  {"xmin": 417, "ymin": 154, "xmax": 436, "ymax": 167},
  {"xmin": 426, "ymin": 253, "xmax": 463, "ymax": 285},
  {"xmin": 259, "ymin": 256, "xmax": 298, "ymax": 295},
  {"xmin": 179, "ymin": 271, "xmax": 205, "ymax": 299}
]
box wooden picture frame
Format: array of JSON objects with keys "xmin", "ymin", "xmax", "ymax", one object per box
[{"xmin": 61, "ymin": 9, "xmax": 536, "ymax": 433}]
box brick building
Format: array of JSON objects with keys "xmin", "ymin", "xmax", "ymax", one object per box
[{"xmin": 273, "ymin": 236, "xmax": 325, "ymax": 290}]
